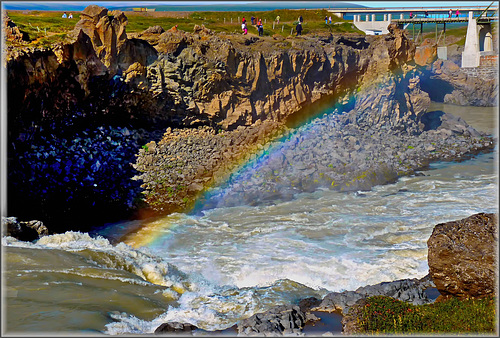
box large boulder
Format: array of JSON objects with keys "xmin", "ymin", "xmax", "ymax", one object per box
[
  {"xmin": 427, "ymin": 213, "xmax": 498, "ymax": 299},
  {"xmin": 69, "ymin": 5, "xmax": 157, "ymax": 76},
  {"xmin": 154, "ymin": 322, "xmax": 197, "ymax": 335},
  {"xmin": 237, "ymin": 304, "xmax": 306, "ymax": 336},
  {"xmin": 414, "ymin": 38, "xmax": 437, "ymax": 66}
]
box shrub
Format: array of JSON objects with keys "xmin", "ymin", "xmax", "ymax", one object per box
[{"xmin": 360, "ymin": 295, "xmax": 496, "ymax": 334}]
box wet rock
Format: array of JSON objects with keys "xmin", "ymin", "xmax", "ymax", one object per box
[
  {"xmin": 312, "ymin": 275, "xmax": 435, "ymax": 317},
  {"xmin": 237, "ymin": 304, "xmax": 306, "ymax": 336},
  {"xmin": 340, "ymin": 297, "xmax": 367, "ymax": 335},
  {"xmin": 154, "ymin": 322, "xmax": 197, "ymax": 335},
  {"xmin": 427, "ymin": 212, "xmax": 498, "ymax": 299},
  {"xmin": 2, "ymin": 217, "xmax": 49, "ymax": 241}
]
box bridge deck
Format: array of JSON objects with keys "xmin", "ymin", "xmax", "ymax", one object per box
[
  {"xmin": 327, "ymin": 7, "xmax": 498, "ymax": 14},
  {"xmin": 393, "ymin": 17, "xmax": 498, "ymax": 24}
]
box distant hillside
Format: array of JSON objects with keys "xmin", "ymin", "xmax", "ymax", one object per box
[
  {"xmin": 2, "ymin": 1, "xmax": 366, "ymax": 12},
  {"xmin": 117, "ymin": 1, "xmax": 367, "ymax": 12}
]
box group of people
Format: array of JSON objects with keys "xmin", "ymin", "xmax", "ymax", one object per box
[
  {"xmin": 241, "ymin": 16, "xmax": 272, "ymax": 36},
  {"xmin": 241, "ymin": 14, "xmax": 306, "ymax": 37},
  {"xmin": 449, "ymin": 9, "xmax": 460, "ymax": 18},
  {"xmin": 409, "ymin": 9, "xmax": 460, "ymax": 19},
  {"xmin": 241, "ymin": 16, "xmax": 263, "ymax": 36},
  {"xmin": 62, "ymin": 12, "xmax": 73, "ymax": 19},
  {"xmin": 324, "ymin": 15, "xmax": 332, "ymax": 24}
]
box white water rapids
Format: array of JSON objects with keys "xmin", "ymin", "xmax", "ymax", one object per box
[{"xmin": 2, "ymin": 103, "xmax": 497, "ymax": 335}]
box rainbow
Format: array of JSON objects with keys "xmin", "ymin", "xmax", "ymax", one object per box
[{"xmin": 122, "ymin": 99, "xmax": 347, "ymax": 249}]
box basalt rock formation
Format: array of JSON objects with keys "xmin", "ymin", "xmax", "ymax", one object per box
[
  {"xmin": 5, "ymin": 6, "xmax": 497, "ymax": 227},
  {"xmin": 427, "ymin": 212, "xmax": 498, "ymax": 300}
]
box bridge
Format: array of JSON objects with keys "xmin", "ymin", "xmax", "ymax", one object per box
[
  {"xmin": 328, "ymin": 6, "xmax": 498, "ymax": 18},
  {"xmin": 328, "ymin": 5, "xmax": 498, "ymax": 68}
]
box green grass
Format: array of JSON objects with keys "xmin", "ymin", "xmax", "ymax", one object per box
[
  {"xmin": 7, "ymin": 7, "xmax": 479, "ymax": 47},
  {"xmin": 6, "ymin": 11, "xmax": 75, "ymax": 45},
  {"xmin": 360, "ymin": 295, "xmax": 497, "ymax": 334},
  {"xmin": 5, "ymin": 8, "xmax": 362, "ymax": 47}
]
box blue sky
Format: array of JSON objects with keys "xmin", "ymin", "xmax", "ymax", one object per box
[{"xmin": 2, "ymin": 1, "xmax": 496, "ymax": 11}]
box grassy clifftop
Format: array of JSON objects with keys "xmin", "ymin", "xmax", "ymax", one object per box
[{"xmin": 6, "ymin": 8, "xmax": 363, "ymax": 47}]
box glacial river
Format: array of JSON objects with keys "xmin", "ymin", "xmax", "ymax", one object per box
[{"xmin": 2, "ymin": 103, "xmax": 498, "ymax": 335}]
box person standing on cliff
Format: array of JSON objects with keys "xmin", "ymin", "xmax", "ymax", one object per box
[
  {"xmin": 328, "ymin": 16, "xmax": 332, "ymax": 24},
  {"xmin": 251, "ymin": 16, "xmax": 255, "ymax": 25},
  {"xmin": 296, "ymin": 22, "xmax": 302, "ymax": 36},
  {"xmin": 62, "ymin": 12, "xmax": 67, "ymax": 18},
  {"xmin": 242, "ymin": 22, "xmax": 247, "ymax": 34},
  {"xmin": 299, "ymin": 15, "xmax": 303, "ymax": 24},
  {"xmin": 449, "ymin": 9, "xmax": 452, "ymax": 18},
  {"xmin": 325, "ymin": 15, "xmax": 328, "ymax": 24},
  {"xmin": 276, "ymin": 15, "xmax": 280, "ymax": 24},
  {"xmin": 242, "ymin": 17, "xmax": 246, "ymax": 24},
  {"xmin": 455, "ymin": 9, "xmax": 460, "ymax": 18},
  {"xmin": 257, "ymin": 19, "xmax": 263, "ymax": 36},
  {"xmin": 68, "ymin": 13, "xmax": 73, "ymax": 19}
]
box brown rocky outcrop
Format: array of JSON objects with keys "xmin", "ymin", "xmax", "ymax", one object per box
[
  {"xmin": 3, "ymin": 13, "xmax": 28, "ymax": 43},
  {"xmin": 5, "ymin": 6, "xmax": 495, "ymax": 225},
  {"xmin": 68, "ymin": 5, "xmax": 158, "ymax": 77},
  {"xmin": 427, "ymin": 213, "xmax": 498, "ymax": 300},
  {"xmin": 6, "ymin": 7, "xmax": 416, "ymax": 136},
  {"xmin": 414, "ymin": 39, "xmax": 437, "ymax": 66}
]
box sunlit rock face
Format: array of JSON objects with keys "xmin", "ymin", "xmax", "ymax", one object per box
[
  {"xmin": 8, "ymin": 5, "xmax": 494, "ymax": 223},
  {"xmin": 427, "ymin": 213, "xmax": 498, "ymax": 300}
]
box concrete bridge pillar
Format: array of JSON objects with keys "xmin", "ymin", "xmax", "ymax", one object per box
[
  {"xmin": 383, "ymin": 14, "xmax": 387, "ymax": 21},
  {"xmin": 365, "ymin": 14, "xmax": 369, "ymax": 21},
  {"xmin": 479, "ymin": 24, "xmax": 493, "ymax": 52},
  {"xmin": 388, "ymin": 14, "xmax": 392, "ymax": 22},
  {"xmin": 462, "ymin": 11, "xmax": 480, "ymax": 67},
  {"xmin": 484, "ymin": 31, "xmax": 493, "ymax": 51},
  {"xmin": 400, "ymin": 13, "xmax": 404, "ymax": 19},
  {"xmin": 372, "ymin": 14, "xmax": 376, "ymax": 21}
]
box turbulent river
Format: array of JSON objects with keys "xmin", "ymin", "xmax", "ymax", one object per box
[{"xmin": 2, "ymin": 103, "xmax": 498, "ymax": 335}]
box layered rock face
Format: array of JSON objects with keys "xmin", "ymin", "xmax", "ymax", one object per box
[
  {"xmin": 5, "ymin": 6, "xmax": 496, "ymax": 225},
  {"xmin": 419, "ymin": 59, "xmax": 498, "ymax": 106},
  {"xmin": 427, "ymin": 213, "xmax": 498, "ymax": 300},
  {"xmin": 6, "ymin": 8, "xmax": 423, "ymax": 223}
]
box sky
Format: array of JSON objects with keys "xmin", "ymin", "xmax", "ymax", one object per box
[{"xmin": 1, "ymin": 1, "xmax": 496, "ymax": 10}]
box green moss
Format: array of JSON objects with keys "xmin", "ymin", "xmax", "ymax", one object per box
[{"xmin": 359, "ymin": 295, "xmax": 496, "ymax": 334}]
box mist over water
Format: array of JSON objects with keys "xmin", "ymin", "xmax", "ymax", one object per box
[{"xmin": 2, "ymin": 103, "xmax": 497, "ymax": 334}]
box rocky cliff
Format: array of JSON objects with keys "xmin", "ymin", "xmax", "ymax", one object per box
[
  {"xmin": 427, "ymin": 212, "xmax": 497, "ymax": 300},
  {"xmin": 4, "ymin": 6, "xmax": 496, "ymax": 226}
]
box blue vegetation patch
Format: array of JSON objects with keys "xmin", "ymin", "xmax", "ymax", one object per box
[{"xmin": 8, "ymin": 124, "xmax": 145, "ymax": 231}]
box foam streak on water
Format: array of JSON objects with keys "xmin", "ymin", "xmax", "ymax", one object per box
[{"xmin": 100, "ymin": 150, "xmax": 497, "ymax": 333}]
